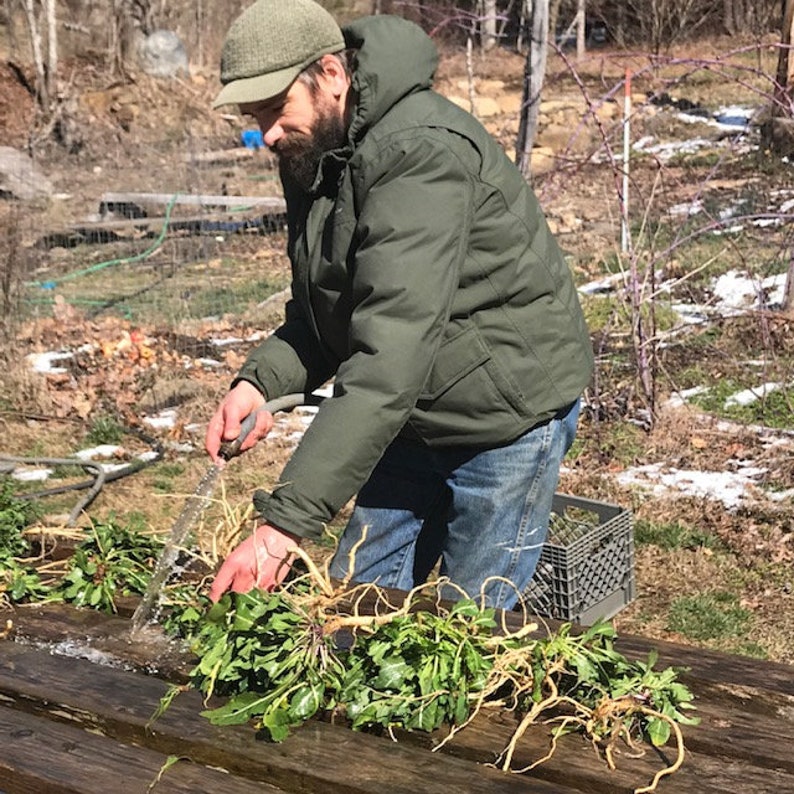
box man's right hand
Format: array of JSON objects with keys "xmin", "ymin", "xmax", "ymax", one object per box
[{"xmin": 205, "ymin": 380, "xmax": 273, "ymax": 463}]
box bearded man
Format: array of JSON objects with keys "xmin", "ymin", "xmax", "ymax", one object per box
[{"xmin": 205, "ymin": 0, "xmax": 594, "ymax": 609}]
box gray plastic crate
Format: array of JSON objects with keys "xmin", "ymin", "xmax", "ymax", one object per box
[{"xmin": 522, "ymin": 493, "xmax": 635, "ymax": 624}]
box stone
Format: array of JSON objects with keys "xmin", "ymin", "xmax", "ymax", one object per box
[
  {"xmin": 0, "ymin": 147, "xmax": 53, "ymax": 201},
  {"xmin": 473, "ymin": 96, "xmax": 501, "ymax": 118},
  {"xmin": 138, "ymin": 30, "xmax": 189, "ymax": 79}
]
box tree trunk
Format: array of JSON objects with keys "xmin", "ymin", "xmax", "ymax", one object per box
[
  {"xmin": 783, "ymin": 253, "xmax": 794, "ymax": 316},
  {"xmin": 44, "ymin": 0, "xmax": 57, "ymax": 104},
  {"xmin": 21, "ymin": 0, "xmax": 48, "ymax": 109},
  {"xmin": 548, "ymin": 0, "xmax": 563, "ymax": 42},
  {"xmin": 777, "ymin": 0, "xmax": 794, "ymax": 93},
  {"xmin": 482, "ymin": 0, "xmax": 498, "ymax": 50},
  {"xmin": 516, "ymin": 0, "xmax": 549, "ymax": 179},
  {"xmin": 576, "ymin": 0, "xmax": 586, "ymax": 59},
  {"xmin": 723, "ymin": 0, "xmax": 736, "ymax": 34}
]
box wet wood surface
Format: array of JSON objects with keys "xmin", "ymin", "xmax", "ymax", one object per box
[{"xmin": 1, "ymin": 603, "xmax": 793, "ymax": 794}]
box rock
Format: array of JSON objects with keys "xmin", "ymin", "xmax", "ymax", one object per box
[
  {"xmin": 536, "ymin": 123, "xmax": 575, "ymax": 152},
  {"xmin": 539, "ymin": 98, "xmax": 584, "ymax": 115},
  {"xmin": 455, "ymin": 78, "xmax": 505, "ymax": 94},
  {"xmin": 473, "ymin": 96, "xmax": 501, "ymax": 118},
  {"xmin": 0, "ymin": 147, "xmax": 53, "ymax": 201},
  {"xmin": 138, "ymin": 30, "xmax": 189, "ymax": 78},
  {"xmin": 762, "ymin": 116, "xmax": 794, "ymax": 158},
  {"xmin": 530, "ymin": 146, "xmax": 556, "ymax": 174},
  {"xmin": 594, "ymin": 102, "xmax": 618, "ymax": 121},
  {"xmin": 498, "ymin": 93, "xmax": 522, "ymax": 115}
]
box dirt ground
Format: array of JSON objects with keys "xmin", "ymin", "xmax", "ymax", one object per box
[{"xmin": 2, "ymin": 34, "xmax": 793, "ymax": 664}]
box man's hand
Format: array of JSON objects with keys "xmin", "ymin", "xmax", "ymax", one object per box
[
  {"xmin": 205, "ymin": 380, "xmax": 273, "ymax": 463},
  {"xmin": 209, "ymin": 523, "xmax": 302, "ymax": 602}
]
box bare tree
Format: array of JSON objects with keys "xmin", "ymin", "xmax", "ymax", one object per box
[
  {"xmin": 777, "ymin": 0, "xmax": 794, "ymax": 96},
  {"xmin": 482, "ymin": 0, "xmax": 498, "ymax": 49},
  {"xmin": 516, "ymin": 0, "xmax": 549, "ymax": 177},
  {"xmin": 20, "ymin": 0, "xmax": 55, "ymax": 110},
  {"xmin": 575, "ymin": 0, "xmax": 585, "ymax": 58}
]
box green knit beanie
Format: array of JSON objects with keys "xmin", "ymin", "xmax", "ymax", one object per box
[{"xmin": 213, "ymin": 0, "xmax": 345, "ymax": 108}]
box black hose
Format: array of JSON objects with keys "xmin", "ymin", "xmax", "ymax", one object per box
[{"xmin": 2, "ymin": 425, "xmax": 164, "ymax": 526}]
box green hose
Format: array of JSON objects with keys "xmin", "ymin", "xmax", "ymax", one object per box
[{"xmin": 26, "ymin": 195, "xmax": 179, "ymax": 290}]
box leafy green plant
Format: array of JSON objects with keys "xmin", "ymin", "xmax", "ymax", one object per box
[
  {"xmin": 58, "ymin": 518, "xmax": 163, "ymax": 613},
  {"xmin": 0, "ymin": 478, "xmax": 38, "ymax": 558},
  {"xmin": 0, "ymin": 557, "xmax": 53, "ymax": 603},
  {"xmin": 165, "ymin": 552, "xmax": 698, "ymax": 793}
]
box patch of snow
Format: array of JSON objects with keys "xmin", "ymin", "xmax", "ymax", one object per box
[
  {"xmin": 27, "ymin": 350, "xmax": 74, "ymax": 374},
  {"xmin": 75, "ymin": 445, "xmax": 125, "ymax": 460},
  {"xmin": 579, "ymin": 273, "xmax": 625, "ymax": 294},
  {"xmin": 725, "ymin": 382, "xmax": 783, "ymax": 407},
  {"xmin": 12, "ymin": 467, "xmax": 53, "ymax": 482},
  {"xmin": 668, "ymin": 200, "xmax": 704, "ymax": 217},
  {"xmin": 615, "ymin": 462, "xmax": 765, "ymax": 511},
  {"xmin": 143, "ymin": 409, "xmax": 178, "ymax": 430},
  {"xmin": 633, "ymin": 135, "xmax": 716, "ymax": 162},
  {"xmin": 664, "ymin": 386, "xmax": 709, "ymax": 408}
]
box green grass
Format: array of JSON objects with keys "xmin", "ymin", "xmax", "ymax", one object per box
[
  {"xmin": 688, "ymin": 379, "xmax": 794, "ymax": 429},
  {"xmin": 151, "ymin": 462, "xmax": 187, "ymax": 494},
  {"xmin": 634, "ymin": 519, "xmax": 725, "ymax": 551},
  {"xmin": 666, "ymin": 590, "xmax": 752, "ymax": 643},
  {"xmin": 85, "ymin": 415, "xmax": 126, "ymax": 446}
]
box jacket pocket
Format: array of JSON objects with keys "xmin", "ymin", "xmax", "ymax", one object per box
[{"xmin": 418, "ymin": 323, "xmax": 490, "ymax": 401}]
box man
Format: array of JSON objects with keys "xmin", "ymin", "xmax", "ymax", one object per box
[{"xmin": 206, "ymin": 0, "xmax": 594, "ymax": 609}]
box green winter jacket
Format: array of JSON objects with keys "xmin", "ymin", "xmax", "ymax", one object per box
[{"xmin": 236, "ymin": 15, "xmax": 594, "ymax": 539}]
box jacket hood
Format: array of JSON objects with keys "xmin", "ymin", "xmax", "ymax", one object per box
[{"xmin": 343, "ymin": 15, "xmax": 438, "ymax": 143}]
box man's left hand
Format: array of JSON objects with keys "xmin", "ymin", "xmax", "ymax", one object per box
[{"xmin": 209, "ymin": 522, "xmax": 301, "ymax": 601}]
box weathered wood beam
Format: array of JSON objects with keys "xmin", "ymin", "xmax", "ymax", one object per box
[
  {"xmin": 99, "ymin": 192, "xmax": 286, "ymax": 211},
  {"xmin": 0, "ymin": 704, "xmax": 285, "ymax": 794}
]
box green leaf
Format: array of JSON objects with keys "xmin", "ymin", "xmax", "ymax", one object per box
[
  {"xmin": 201, "ymin": 692, "xmax": 269, "ymax": 726},
  {"xmin": 260, "ymin": 706, "xmax": 292, "ymax": 742},
  {"xmin": 645, "ymin": 716, "xmax": 672, "ymax": 747},
  {"xmin": 374, "ymin": 656, "xmax": 411, "ymax": 690},
  {"xmin": 290, "ymin": 682, "xmax": 324, "ymax": 721}
]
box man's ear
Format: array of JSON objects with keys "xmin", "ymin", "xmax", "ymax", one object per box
[{"xmin": 318, "ymin": 53, "xmax": 350, "ymax": 99}]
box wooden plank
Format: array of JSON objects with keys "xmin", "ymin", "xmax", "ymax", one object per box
[
  {"xmin": 7, "ymin": 604, "xmax": 193, "ymax": 682},
  {"xmin": 51, "ymin": 212, "xmax": 278, "ymax": 233},
  {"xmin": 100, "ymin": 192, "xmax": 286, "ymax": 211},
  {"xmin": 3, "ymin": 640, "xmax": 794, "ymax": 794},
  {"xmin": 181, "ymin": 147, "xmax": 277, "ymax": 167},
  {"xmin": 498, "ymin": 608, "xmax": 794, "ymax": 697},
  {"xmin": 8, "ymin": 604, "xmax": 794, "ymax": 780},
  {"xmin": 419, "ymin": 693, "xmax": 794, "ymax": 794},
  {"xmin": 614, "ymin": 633, "xmax": 794, "ymax": 697},
  {"xmin": 0, "ymin": 705, "xmax": 285, "ymax": 794},
  {"xmin": 0, "ymin": 643, "xmax": 569, "ymax": 794}
]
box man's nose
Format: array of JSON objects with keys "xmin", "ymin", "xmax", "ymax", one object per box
[{"xmin": 262, "ymin": 121, "xmax": 284, "ymax": 148}]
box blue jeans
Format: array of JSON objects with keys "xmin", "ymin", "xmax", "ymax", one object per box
[{"xmin": 329, "ymin": 400, "xmax": 580, "ymax": 609}]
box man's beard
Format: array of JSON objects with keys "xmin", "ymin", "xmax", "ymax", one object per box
[{"xmin": 274, "ymin": 101, "xmax": 347, "ymax": 192}]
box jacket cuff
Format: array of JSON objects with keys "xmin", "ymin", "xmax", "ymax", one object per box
[{"xmin": 252, "ymin": 489, "xmax": 323, "ymax": 540}]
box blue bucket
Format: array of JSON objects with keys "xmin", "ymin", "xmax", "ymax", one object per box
[{"xmin": 241, "ymin": 129, "xmax": 264, "ymax": 149}]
